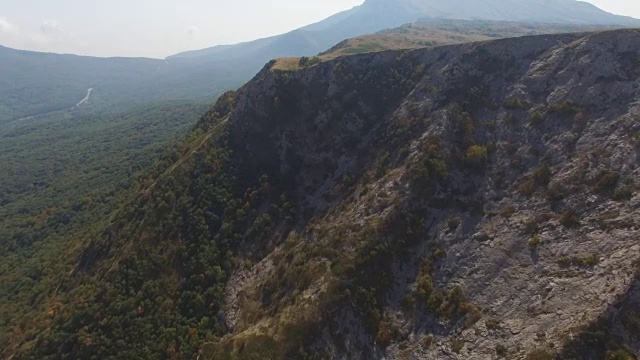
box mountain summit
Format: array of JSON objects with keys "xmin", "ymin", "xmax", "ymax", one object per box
[
  {"xmin": 362, "ymin": 0, "xmax": 640, "ymax": 25},
  {"xmin": 171, "ymin": 0, "xmax": 640, "ymax": 62}
]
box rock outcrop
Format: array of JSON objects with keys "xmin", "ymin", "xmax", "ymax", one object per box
[{"xmin": 205, "ymin": 29, "xmax": 640, "ymax": 359}]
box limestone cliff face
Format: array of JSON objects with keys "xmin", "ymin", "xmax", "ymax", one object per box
[{"xmin": 203, "ymin": 29, "xmax": 640, "ymax": 359}]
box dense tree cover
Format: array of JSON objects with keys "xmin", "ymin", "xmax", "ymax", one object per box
[
  {"xmin": 0, "ymin": 41, "xmax": 260, "ymax": 360},
  {"xmin": 0, "ymin": 45, "xmax": 257, "ymax": 125},
  {"xmin": 30, "ymin": 141, "xmax": 237, "ymax": 359},
  {"xmin": 0, "ymin": 101, "xmax": 208, "ymax": 250},
  {"xmin": 0, "ymin": 92, "xmax": 299, "ymax": 358},
  {"xmin": 0, "ymin": 100, "xmax": 209, "ymax": 357},
  {"xmin": 0, "ymin": 46, "xmax": 160, "ymax": 123}
]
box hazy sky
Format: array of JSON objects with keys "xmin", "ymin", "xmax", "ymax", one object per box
[{"xmin": 0, "ymin": 0, "xmax": 639, "ymax": 58}]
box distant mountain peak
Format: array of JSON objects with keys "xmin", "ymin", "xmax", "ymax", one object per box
[
  {"xmin": 171, "ymin": 0, "xmax": 639, "ymax": 62},
  {"xmin": 357, "ymin": 0, "xmax": 640, "ymax": 25}
]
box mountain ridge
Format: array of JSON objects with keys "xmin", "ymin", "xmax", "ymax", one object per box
[
  {"xmin": 2, "ymin": 17, "xmax": 622, "ymax": 126},
  {"xmin": 169, "ymin": 0, "xmax": 640, "ymax": 63},
  {"xmin": 8, "ymin": 28, "xmax": 640, "ymax": 359},
  {"xmin": 203, "ymin": 28, "xmax": 640, "ymax": 359}
]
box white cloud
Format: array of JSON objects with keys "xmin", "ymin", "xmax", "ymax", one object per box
[
  {"xmin": 187, "ymin": 26, "xmax": 200, "ymax": 36},
  {"xmin": 40, "ymin": 19, "xmax": 61, "ymax": 34},
  {"xmin": 0, "ymin": 17, "xmax": 18, "ymax": 33},
  {"xmin": 28, "ymin": 32, "xmax": 51, "ymax": 44}
]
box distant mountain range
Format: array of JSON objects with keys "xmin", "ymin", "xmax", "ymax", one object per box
[{"xmin": 170, "ymin": 0, "xmax": 640, "ymax": 62}]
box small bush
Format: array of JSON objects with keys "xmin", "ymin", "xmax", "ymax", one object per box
[
  {"xmin": 529, "ymin": 111, "xmax": 545, "ymax": 126},
  {"xmin": 504, "ymin": 113, "xmax": 516, "ymax": 124},
  {"xmin": 298, "ymin": 56, "xmax": 321, "ymax": 67},
  {"xmin": 581, "ymin": 254, "xmax": 599, "ymax": 266},
  {"xmin": 500, "ymin": 205, "xmax": 516, "ymax": 218},
  {"xmin": 593, "ymin": 170, "xmax": 620, "ymax": 195},
  {"xmin": 400, "ymin": 294, "xmax": 415, "ymax": 310},
  {"xmin": 547, "ymin": 100, "xmax": 581, "ymax": 116},
  {"xmin": 605, "ymin": 349, "xmax": 636, "ymax": 360},
  {"xmin": 451, "ymin": 339, "xmax": 465, "ymax": 354},
  {"xmin": 518, "ymin": 177, "xmax": 536, "ymax": 196},
  {"xmin": 612, "ymin": 186, "xmax": 634, "ymax": 201},
  {"xmin": 373, "ymin": 152, "xmax": 390, "ymax": 178},
  {"xmin": 486, "ymin": 319, "xmax": 502, "ymax": 331},
  {"xmin": 464, "ymin": 145, "xmax": 488, "ymax": 167},
  {"xmin": 526, "ymin": 349, "xmax": 553, "ymax": 360},
  {"xmin": 407, "ymin": 139, "xmax": 448, "ymax": 196},
  {"xmin": 417, "ymin": 273, "xmax": 443, "ymax": 312},
  {"xmin": 524, "ymin": 213, "xmax": 554, "ymax": 234},
  {"xmin": 448, "ymin": 217, "xmax": 461, "ymax": 231},
  {"xmin": 519, "ymin": 165, "xmax": 553, "ymax": 197},
  {"xmin": 559, "ymin": 211, "xmax": 581, "ymax": 228},
  {"xmin": 375, "ymin": 326, "xmax": 392, "ymax": 347},
  {"xmin": 464, "ymin": 310, "xmax": 482, "ymax": 329},
  {"xmin": 375, "ymin": 323, "xmax": 402, "ymax": 347},
  {"xmin": 441, "ymin": 286, "xmax": 477, "ymax": 323},
  {"xmin": 496, "ymin": 344, "xmax": 508, "ymax": 357},
  {"xmin": 510, "ymin": 155, "xmax": 525, "ymax": 170},
  {"xmin": 545, "ymin": 183, "xmax": 565, "ymax": 202},
  {"xmin": 533, "ymin": 164, "xmax": 552, "ymax": 186},
  {"xmin": 504, "ymin": 97, "xmax": 531, "ymax": 110},
  {"xmin": 433, "ymin": 248, "xmax": 447, "ymax": 259},
  {"xmin": 558, "ymin": 254, "xmax": 599, "ymax": 267},
  {"xmin": 528, "ymin": 234, "xmax": 542, "ymax": 250},
  {"xmin": 422, "ymin": 334, "xmax": 434, "ymax": 349}
]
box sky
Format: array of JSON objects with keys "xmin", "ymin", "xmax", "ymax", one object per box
[{"xmin": 0, "ymin": 0, "xmax": 639, "ymax": 59}]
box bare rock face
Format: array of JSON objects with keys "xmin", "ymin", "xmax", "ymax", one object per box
[{"xmin": 204, "ymin": 29, "xmax": 640, "ymax": 359}]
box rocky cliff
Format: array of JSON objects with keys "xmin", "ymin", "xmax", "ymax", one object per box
[
  {"xmin": 13, "ymin": 29, "xmax": 640, "ymax": 359},
  {"xmin": 205, "ymin": 29, "xmax": 640, "ymax": 359}
]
